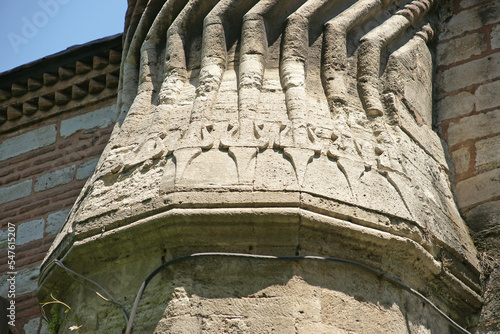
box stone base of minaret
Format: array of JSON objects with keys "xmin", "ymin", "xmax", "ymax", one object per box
[
  {"xmin": 39, "ymin": 201, "xmax": 480, "ymax": 333},
  {"xmin": 38, "ymin": 0, "xmax": 484, "ymax": 332}
]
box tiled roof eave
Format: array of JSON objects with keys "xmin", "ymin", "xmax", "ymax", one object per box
[{"xmin": 0, "ymin": 34, "xmax": 122, "ymax": 134}]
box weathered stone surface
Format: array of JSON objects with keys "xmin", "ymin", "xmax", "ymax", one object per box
[
  {"xmin": 40, "ymin": 321, "xmax": 50, "ymax": 334},
  {"xmin": 60, "ymin": 105, "xmax": 117, "ymax": 138},
  {"xmin": 0, "ymin": 180, "xmax": 32, "ymax": 205},
  {"xmin": 450, "ymin": 146, "xmax": 471, "ymax": 175},
  {"xmin": 1, "ymin": 266, "xmax": 39, "ymax": 296},
  {"xmin": 476, "ymin": 80, "xmax": 500, "ymax": 111},
  {"xmin": 23, "ymin": 317, "xmax": 40, "ymax": 334},
  {"xmin": 0, "ymin": 229, "xmax": 8, "ymax": 251},
  {"xmin": 385, "ymin": 35, "xmax": 433, "ymax": 126},
  {"xmin": 492, "ymin": 23, "xmax": 500, "ymax": 50},
  {"xmin": 476, "ymin": 254, "xmax": 500, "ymax": 334},
  {"xmin": 439, "ymin": 0, "xmax": 500, "ymax": 40},
  {"xmin": 46, "ymin": 209, "xmax": 71, "ymax": 236},
  {"xmin": 460, "ymin": 0, "xmax": 489, "ymax": 8},
  {"xmin": 437, "ymin": 32, "xmax": 488, "ymax": 66},
  {"xmin": 16, "ymin": 218, "xmax": 45, "ymax": 245},
  {"xmin": 76, "ymin": 158, "xmax": 100, "ymax": 180},
  {"xmin": 39, "ymin": 1, "xmax": 482, "ymax": 333},
  {"xmin": 437, "ymin": 91, "xmax": 475, "ymax": 122},
  {"xmin": 439, "ymin": 52, "xmax": 500, "ymax": 93},
  {"xmin": 464, "ymin": 200, "xmax": 500, "ymax": 232},
  {"xmin": 42, "ymin": 209, "xmax": 477, "ymax": 333},
  {"xmin": 476, "ymin": 135, "xmax": 500, "ymax": 172},
  {"xmin": 447, "ymin": 110, "xmax": 500, "ymax": 147},
  {"xmin": 0, "ymin": 125, "xmax": 56, "ymax": 161},
  {"xmin": 34, "ymin": 165, "xmax": 76, "ymax": 192},
  {"xmin": 456, "ymin": 169, "xmax": 500, "ymax": 208}
]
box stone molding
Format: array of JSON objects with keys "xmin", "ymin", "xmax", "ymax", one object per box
[
  {"xmin": 39, "ymin": 204, "xmax": 482, "ymax": 327},
  {"xmin": 38, "ymin": 0, "xmax": 485, "ymax": 330}
]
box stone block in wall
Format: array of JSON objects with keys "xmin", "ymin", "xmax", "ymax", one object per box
[
  {"xmin": 76, "ymin": 158, "xmax": 100, "ymax": 180},
  {"xmin": 0, "ymin": 229, "xmax": 7, "ymax": 250},
  {"xmin": 437, "ymin": 32, "xmax": 487, "ymax": 66},
  {"xmin": 23, "ymin": 318, "xmax": 40, "ymax": 334},
  {"xmin": 476, "ymin": 135, "xmax": 500, "ymax": 171},
  {"xmin": 0, "ymin": 266, "xmax": 39, "ymax": 296},
  {"xmin": 447, "ymin": 109, "xmax": 500, "ymax": 147},
  {"xmin": 456, "ymin": 168, "xmax": 500, "ymax": 208},
  {"xmin": 16, "ymin": 266, "xmax": 39, "ymax": 295},
  {"xmin": 439, "ymin": 52, "xmax": 500, "ymax": 93},
  {"xmin": 46, "ymin": 208, "xmax": 71, "ymax": 236},
  {"xmin": 476, "ymin": 80, "xmax": 500, "ymax": 111},
  {"xmin": 440, "ymin": 0, "xmax": 500, "ymax": 40},
  {"xmin": 0, "ymin": 125, "xmax": 56, "ymax": 161},
  {"xmin": 450, "ymin": 146, "xmax": 471, "ymax": 175},
  {"xmin": 15, "ymin": 218, "xmax": 44, "ymax": 245},
  {"xmin": 437, "ymin": 92, "xmax": 475, "ymax": 122},
  {"xmin": 40, "ymin": 321, "xmax": 50, "ymax": 334},
  {"xmin": 464, "ymin": 200, "xmax": 500, "ymax": 232},
  {"xmin": 0, "ymin": 179, "xmax": 32, "ymax": 205},
  {"xmin": 460, "ymin": 0, "xmax": 490, "ymax": 9},
  {"xmin": 492, "ymin": 24, "xmax": 500, "ymax": 50},
  {"xmin": 60, "ymin": 105, "xmax": 118, "ymax": 138},
  {"xmin": 34, "ymin": 165, "xmax": 76, "ymax": 192}
]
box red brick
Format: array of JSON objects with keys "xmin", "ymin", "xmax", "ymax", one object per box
[
  {"xmin": 43, "ymin": 234, "xmax": 57, "ymax": 245},
  {"xmin": 47, "ymin": 186, "xmax": 83, "ymax": 205},
  {"xmin": 0, "ymin": 213, "xmax": 30, "ymax": 227},
  {"xmin": 0, "ymin": 197, "xmax": 26, "ymax": 216},
  {"xmin": 6, "ymin": 144, "xmax": 57, "ymax": 166},
  {"xmin": 16, "ymin": 291, "xmax": 39, "ymax": 308},
  {"xmin": 15, "ymin": 238, "xmax": 43, "ymax": 253},
  {"xmin": 19, "ymin": 199, "xmax": 51, "ymax": 215},
  {"xmin": 16, "ymin": 241, "xmax": 51, "ymax": 260},
  {"xmin": 33, "ymin": 152, "xmax": 64, "ymax": 167},
  {"xmin": 0, "ymin": 166, "xmax": 15, "ymax": 178},
  {"xmin": 0, "ymin": 172, "xmax": 22, "ymax": 186},
  {"xmin": 17, "ymin": 253, "xmax": 46, "ymax": 269},
  {"xmin": 57, "ymin": 140, "xmax": 72, "ymax": 150},
  {"xmin": 19, "ymin": 165, "xmax": 46, "ymax": 179},
  {"xmin": 16, "ymin": 161, "xmax": 32, "ymax": 172},
  {"xmin": 16, "ymin": 308, "xmax": 42, "ymax": 322}
]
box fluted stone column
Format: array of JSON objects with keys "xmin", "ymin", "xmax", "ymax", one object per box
[{"xmin": 38, "ymin": 1, "xmax": 482, "ymax": 333}]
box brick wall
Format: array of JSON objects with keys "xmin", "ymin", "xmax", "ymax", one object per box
[
  {"xmin": 0, "ymin": 102, "xmax": 117, "ymax": 333},
  {"xmin": 437, "ymin": 0, "xmax": 500, "ymax": 220},
  {"xmin": 0, "ymin": 36, "xmax": 121, "ymax": 334},
  {"xmin": 436, "ymin": 0, "xmax": 500, "ymax": 331}
]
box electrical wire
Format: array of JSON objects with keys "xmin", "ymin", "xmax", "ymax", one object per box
[
  {"xmin": 124, "ymin": 252, "xmax": 471, "ymax": 334},
  {"xmin": 43, "ymin": 259, "xmax": 129, "ymax": 324}
]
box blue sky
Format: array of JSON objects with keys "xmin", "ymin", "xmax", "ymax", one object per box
[{"xmin": 0, "ymin": 0, "xmax": 127, "ymax": 73}]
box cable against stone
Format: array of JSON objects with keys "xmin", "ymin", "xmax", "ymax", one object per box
[
  {"xmin": 124, "ymin": 252, "xmax": 471, "ymax": 334},
  {"xmin": 41, "ymin": 259, "xmax": 130, "ymax": 326}
]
